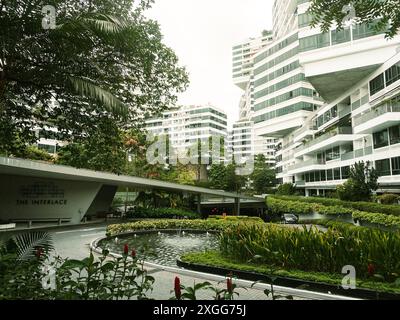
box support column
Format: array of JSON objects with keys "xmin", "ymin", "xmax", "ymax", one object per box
[
  {"xmin": 197, "ymin": 194, "xmax": 202, "ymax": 215},
  {"xmin": 234, "ymin": 197, "xmax": 240, "ymax": 216}
]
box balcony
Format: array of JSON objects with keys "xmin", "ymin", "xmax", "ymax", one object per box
[
  {"xmin": 294, "ymin": 127, "xmax": 354, "ymax": 157},
  {"xmin": 294, "ymin": 124, "xmax": 317, "ymax": 143},
  {"xmin": 353, "ymin": 102, "xmax": 400, "ymax": 134},
  {"xmin": 340, "ymin": 146, "xmax": 373, "ymax": 161},
  {"xmin": 288, "ymin": 158, "xmax": 326, "ymax": 174}
]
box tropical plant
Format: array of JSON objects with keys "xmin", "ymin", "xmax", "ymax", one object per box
[
  {"xmin": 337, "ymin": 161, "xmax": 379, "ymax": 202},
  {"xmin": 219, "ymin": 223, "xmax": 400, "ymax": 281},
  {"xmin": 0, "ymin": 0, "xmax": 188, "ymax": 158},
  {"xmin": 308, "ymin": 0, "xmax": 398, "ymax": 39},
  {"xmin": 276, "ymin": 183, "xmax": 296, "ymax": 196}
]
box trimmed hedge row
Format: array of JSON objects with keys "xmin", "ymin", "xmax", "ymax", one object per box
[
  {"xmin": 267, "ymin": 197, "xmax": 353, "ymax": 216},
  {"xmin": 352, "ymin": 211, "xmax": 400, "ymax": 228},
  {"xmin": 208, "ymin": 215, "xmax": 264, "ymax": 223},
  {"xmin": 106, "ymin": 219, "xmax": 262, "ymax": 237},
  {"xmin": 126, "ymin": 207, "xmax": 200, "ymax": 220},
  {"xmin": 271, "ymin": 195, "xmax": 400, "ymax": 217},
  {"xmin": 266, "ymin": 197, "xmax": 400, "ymax": 229}
]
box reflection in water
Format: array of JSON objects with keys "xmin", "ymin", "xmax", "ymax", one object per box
[{"xmin": 100, "ymin": 231, "xmax": 218, "ymax": 267}]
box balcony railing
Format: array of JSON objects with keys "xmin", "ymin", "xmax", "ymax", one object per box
[
  {"xmin": 295, "ymin": 127, "xmax": 353, "ymax": 154},
  {"xmin": 340, "ymin": 146, "xmax": 373, "ymax": 161},
  {"xmin": 288, "ymin": 158, "xmax": 326, "ymax": 171},
  {"xmin": 354, "ymin": 102, "xmax": 400, "ymax": 127}
]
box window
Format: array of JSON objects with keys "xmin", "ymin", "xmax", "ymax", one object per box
[
  {"xmin": 341, "ymin": 166, "xmax": 350, "ymax": 180},
  {"xmin": 392, "ymin": 157, "xmax": 400, "ymax": 175},
  {"xmin": 320, "ymin": 170, "xmax": 326, "ymax": 181},
  {"xmin": 389, "ymin": 125, "xmax": 400, "ymax": 145},
  {"xmin": 334, "ymin": 168, "xmax": 341, "ymax": 180},
  {"xmin": 375, "ymin": 159, "xmax": 391, "ymax": 177},
  {"xmin": 373, "ymin": 129, "xmax": 389, "ymax": 149},
  {"xmin": 370, "ymin": 73, "xmax": 385, "ymax": 96},
  {"xmin": 331, "ymin": 105, "xmax": 338, "ymax": 118},
  {"xmin": 299, "ymin": 33, "xmax": 330, "ymax": 52},
  {"xmin": 310, "ymin": 171, "xmax": 315, "ymax": 182},
  {"xmin": 331, "ymin": 28, "xmax": 351, "ymax": 45},
  {"xmin": 315, "ymin": 171, "xmax": 321, "ymax": 182},
  {"xmin": 386, "ymin": 63, "xmax": 400, "ymax": 86},
  {"xmin": 327, "ymin": 169, "xmax": 333, "ymax": 181}
]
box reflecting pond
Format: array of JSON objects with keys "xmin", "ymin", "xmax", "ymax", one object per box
[{"xmin": 100, "ymin": 230, "xmax": 219, "ymax": 267}]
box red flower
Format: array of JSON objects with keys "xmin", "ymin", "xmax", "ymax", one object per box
[
  {"xmin": 368, "ymin": 263, "xmax": 376, "ymax": 276},
  {"xmin": 227, "ymin": 277, "xmax": 233, "ymax": 294},
  {"xmin": 123, "ymin": 244, "xmax": 129, "ymax": 255},
  {"xmin": 35, "ymin": 247, "xmax": 43, "ymax": 259},
  {"xmin": 131, "ymin": 249, "xmax": 137, "ymax": 258},
  {"xmin": 174, "ymin": 277, "xmax": 182, "ymax": 300}
]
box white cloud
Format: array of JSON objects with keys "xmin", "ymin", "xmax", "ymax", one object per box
[{"xmin": 145, "ymin": 0, "xmax": 273, "ymax": 126}]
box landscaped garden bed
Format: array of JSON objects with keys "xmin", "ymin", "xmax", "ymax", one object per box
[
  {"xmin": 106, "ymin": 217, "xmax": 400, "ymax": 298},
  {"xmin": 267, "ymin": 196, "xmax": 400, "ymax": 230}
]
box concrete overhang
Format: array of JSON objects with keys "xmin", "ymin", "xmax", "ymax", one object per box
[{"xmin": 0, "ymin": 157, "xmax": 258, "ymax": 201}]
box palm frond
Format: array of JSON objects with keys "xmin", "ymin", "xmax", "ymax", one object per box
[
  {"xmin": 83, "ymin": 14, "xmax": 129, "ymax": 34},
  {"xmin": 69, "ymin": 76, "xmax": 127, "ymax": 117},
  {"xmin": 57, "ymin": 13, "xmax": 129, "ymax": 35},
  {"xmin": 12, "ymin": 232, "xmax": 54, "ymax": 261}
]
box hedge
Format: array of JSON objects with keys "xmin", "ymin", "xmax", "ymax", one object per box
[
  {"xmin": 266, "ymin": 197, "xmax": 400, "ymax": 229},
  {"xmin": 106, "ymin": 219, "xmax": 263, "ymax": 237},
  {"xmin": 270, "ymin": 195, "xmax": 400, "ymax": 217},
  {"xmin": 125, "ymin": 207, "xmax": 200, "ymax": 220}
]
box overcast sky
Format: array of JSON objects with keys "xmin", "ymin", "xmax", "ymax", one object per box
[{"xmin": 145, "ymin": 0, "xmax": 273, "ymax": 127}]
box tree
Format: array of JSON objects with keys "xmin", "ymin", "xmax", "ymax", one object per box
[
  {"xmin": 276, "ymin": 183, "xmax": 296, "ymax": 196},
  {"xmin": 308, "ymin": 0, "xmax": 398, "ymax": 38},
  {"xmin": 209, "ymin": 163, "xmax": 247, "ymax": 193},
  {"xmin": 0, "ymin": 0, "xmax": 188, "ymax": 157},
  {"xmin": 336, "ymin": 161, "xmax": 379, "ymax": 201},
  {"xmin": 56, "ymin": 117, "xmax": 126, "ymax": 173},
  {"xmin": 250, "ymin": 154, "xmax": 276, "ymax": 194}
]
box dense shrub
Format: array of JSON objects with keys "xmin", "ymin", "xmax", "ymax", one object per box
[
  {"xmin": 220, "ymin": 223, "xmax": 400, "ymax": 280},
  {"xmin": 208, "ymin": 215, "xmax": 264, "ymax": 223},
  {"xmin": 352, "ymin": 211, "xmax": 400, "ymax": 228},
  {"xmin": 276, "ymin": 183, "xmax": 296, "ymax": 196},
  {"xmin": 126, "ymin": 207, "xmax": 200, "ymax": 220},
  {"xmin": 270, "ymin": 195, "xmax": 400, "ymax": 217},
  {"xmin": 266, "ymin": 197, "xmax": 353, "ymax": 216},
  {"xmin": 106, "ymin": 219, "xmax": 263, "ymax": 237},
  {"xmin": 378, "ymin": 194, "xmax": 400, "ymax": 205}
]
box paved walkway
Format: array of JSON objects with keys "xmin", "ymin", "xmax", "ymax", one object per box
[{"xmin": 43, "ymin": 223, "xmax": 357, "ymax": 300}]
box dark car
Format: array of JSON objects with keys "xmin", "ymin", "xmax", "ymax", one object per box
[{"xmin": 282, "ymin": 213, "xmax": 299, "ymax": 224}]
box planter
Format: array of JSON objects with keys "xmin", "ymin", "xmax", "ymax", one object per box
[{"xmin": 177, "ymin": 259, "xmax": 400, "ymax": 300}]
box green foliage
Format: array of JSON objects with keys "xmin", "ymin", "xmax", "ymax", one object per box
[
  {"xmin": 208, "ymin": 216, "xmax": 264, "ymax": 223},
  {"xmin": 56, "ymin": 118, "xmax": 126, "ymax": 173},
  {"xmin": 209, "ymin": 163, "xmax": 247, "ymax": 192},
  {"xmin": 22, "ymin": 146, "xmax": 55, "ymax": 162},
  {"xmin": 308, "ymin": 0, "xmax": 398, "ymax": 39},
  {"xmin": 106, "ymin": 219, "xmax": 263, "ymax": 237},
  {"xmin": 126, "ymin": 207, "xmax": 200, "ymax": 220},
  {"xmin": 250, "ymin": 155, "xmax": 276, "ymax": 194},
  {"xmin": 181, "ymin": 251, "xmax": 400, "ymax": 294},
  {"xmin": 1, "ymin": 0, "xmax": 188, "ymax": 160},
  {"xmin": 378, "ymin": 194, "xmax": 400, "ymax": 205},
  {"xmin": 271, "ymin": 195, "xmax": 400, "ymax": 217},
  {"xmin": 219, "ymin": 223, "xmax": 400, "ymax": 281},
  {"xmin": 337, "ymin": 162, "xmax": 379, "ymax": 202},
  {"xmin": 353, "ymin": 211, "xmax": 400, "ymax": 228},
  {"xmin": 276, "ymin": 183, "xmax": 296, "ymax": 196}
]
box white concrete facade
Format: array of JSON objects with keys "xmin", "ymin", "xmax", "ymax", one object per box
[
  {"xmin": 273, "ymin": 0, "xmax": 400, "ymax": 194},
  {"xmin": 145, "ymin": 105, "xmax": 228, "ymax": 155}
]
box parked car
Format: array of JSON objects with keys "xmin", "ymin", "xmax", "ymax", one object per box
[{"xmin": 282, "ymin": 213, "xmax": 299, "ymax": 224}]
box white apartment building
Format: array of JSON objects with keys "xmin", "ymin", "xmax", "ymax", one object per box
[
  {"xmin": 253, "ymin": 0, "xmax": 400, "ymax": 195},
  {"xmin": 145, "ymin": 104, "xmax": 228, "ymax": 158},
  {"xmin": 232, "ymin": 32, "xmax": 277, "ymax": 165}
]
